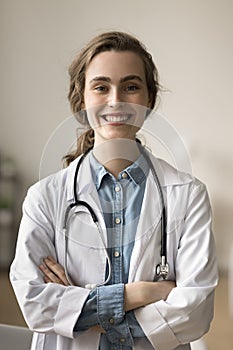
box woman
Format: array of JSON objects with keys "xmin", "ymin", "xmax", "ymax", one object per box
[{"xmin": 10, "ymin": 31, "xmax": 218, "ymax": 350}]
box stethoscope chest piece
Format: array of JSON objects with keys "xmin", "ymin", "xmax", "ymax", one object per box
[{"xmin": 156, "ymin": 256, "xmax": 169, "ymax": 279}]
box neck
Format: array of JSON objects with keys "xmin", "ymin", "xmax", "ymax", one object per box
[{"xmin": 93, "ymin": 139, "xmax": 141, "ymax": 178}]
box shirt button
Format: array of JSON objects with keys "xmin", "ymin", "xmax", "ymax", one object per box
[
  {"xmin": 120, "ymin": 338, "xmax": 126, "ymax": 343},
  {"xmin": 115, "ymin": 186, "xmax": 120, "ymax": 192},
  {"xmin": 114, "ymin": 251, "xmax": 120, "ymax": 258},
  {"xmin": 122, "ymin": 172, "xmax": 127, "ymax": 179},
  {"xmin": 109, "ymin": 318, "xmax": 114, "ymax": 324},
  {"xmin": 115, "ymin": 218, "xmax": 121, "ymax": 224}
]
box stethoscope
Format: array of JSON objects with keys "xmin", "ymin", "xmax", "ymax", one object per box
[{"xmin": 63, "ymin": 147, "xmax": 169, "ymax": 289}]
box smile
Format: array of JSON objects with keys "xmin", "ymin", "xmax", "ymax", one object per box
[{"xmin": 101, "ymin": 113, "xmax": 132, "ymax": 123}]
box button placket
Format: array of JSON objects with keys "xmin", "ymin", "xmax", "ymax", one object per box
[{"xmin": 112, "ymin": 180, "xmax": 123, "ymax": 285}]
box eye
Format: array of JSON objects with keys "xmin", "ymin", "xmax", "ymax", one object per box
[
  {"xmin": 124, "ymin": 84, "xmax": 140, "ymax": 92},
  {"xmin": 94, "ymin": 85, "xmax": 108, "ymax": 93}
]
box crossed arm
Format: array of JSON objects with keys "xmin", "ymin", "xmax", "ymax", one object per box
[
  {"xmin": 39, "ymin": 256, "xmax": 175, "ymax": 333},
  {"xmin": 40, "ymin": 256, "xmax": 175, "ymax": 311}
]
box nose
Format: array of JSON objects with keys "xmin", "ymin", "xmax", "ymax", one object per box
[{"xmin": 108, "ymin": 88, "xmax": 122, "ymax": 108}]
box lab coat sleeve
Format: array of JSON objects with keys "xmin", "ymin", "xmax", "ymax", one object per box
[
  {"xmin": 10, "ymin": 183, "xmax": 90, "ymax": 339},
  {"xmin": 134, "ymin": 182, "xmax": 218, "ymax": 350}
]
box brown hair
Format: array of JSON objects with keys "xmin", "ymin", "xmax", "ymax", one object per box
[{"xmin": 64, "ymin": 31, "xmax": 160, "ymax": 166}]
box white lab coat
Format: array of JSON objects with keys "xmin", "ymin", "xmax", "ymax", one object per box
[{"xmin": 10, "ymin": 151, "xmax": 218, "ymax": 350}]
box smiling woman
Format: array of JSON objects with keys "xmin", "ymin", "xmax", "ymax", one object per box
[
  {"xmin": 10, "ymin": 31, "xmax": 218, "ymax": 350},
  {"xmin": 65, "ymin": 31, "xmax": 159, "ymax": 165}
]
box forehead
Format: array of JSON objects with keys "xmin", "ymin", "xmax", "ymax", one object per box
[{"xmin": 85, "ymin": 51, "xmax": 146, "ymax": 81}]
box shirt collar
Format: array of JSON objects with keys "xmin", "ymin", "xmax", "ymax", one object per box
[{"xmin": 89, "ymin": 149, "xmax": 149, "ymax": 190}]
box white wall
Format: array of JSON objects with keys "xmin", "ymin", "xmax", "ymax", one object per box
[{"xmin": 1, "ymin": 0, "xmax": 232, "ymax": 271}]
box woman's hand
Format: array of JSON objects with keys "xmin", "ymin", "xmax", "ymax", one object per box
[
  {"xmin": 124, "ymin": 280, "xmax": 176, "ymax": 312},
  {"xmin": 39, "ymin": 256, "xmax": 70, "ymax": 286}
]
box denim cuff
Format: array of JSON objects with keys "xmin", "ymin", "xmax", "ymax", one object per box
[
  {"xmin": 125, "ymin": 311, "xmax": 145, "ymax": 338},
  {"xmin": 97, "ymin": 284, "xmax": 133, "ymax": 346}
]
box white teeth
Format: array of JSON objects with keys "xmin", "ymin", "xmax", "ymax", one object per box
[{"xmin": 104, "ymin": 115, "xmax": 129, "ymax": 122}]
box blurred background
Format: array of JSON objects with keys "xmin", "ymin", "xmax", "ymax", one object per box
[{"xmin": 0, "ymin": 0, "xmax": 232, "ymax": 349}]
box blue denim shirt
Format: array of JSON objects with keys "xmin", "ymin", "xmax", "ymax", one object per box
[{"xmin": 74, "ymin": 150, "xmax": 149, "ymax": 349}]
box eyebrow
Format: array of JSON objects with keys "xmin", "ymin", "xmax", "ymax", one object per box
[{"xmin": 89, "ymin": 75, "xmax": 144, "ymax": 84}]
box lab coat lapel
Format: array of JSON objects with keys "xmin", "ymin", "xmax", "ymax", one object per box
[
  {"xmin": 76, "ymin": 154, "xmax": 108, "ymax": 249},
  {"xmin": 128, "ymin": 171, "xmax": 162, "ymax": 282},
  {"xmin": 67, "ymin": 153, "xmax": 107, "ymax": 241},
  {"xmin": 79, "ymin": 184, "xmax": 107, "ymax": 240}
]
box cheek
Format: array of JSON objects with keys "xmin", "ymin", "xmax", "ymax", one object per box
[
  {"xmin": 85, "ymin": 104, "xmax": 104, "ymax": 129},
  {"xmin": 83, "ymin": 91, "xmax": 105, "ymax": 109}
]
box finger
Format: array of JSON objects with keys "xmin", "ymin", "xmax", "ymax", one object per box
[
  {"xmin": 47, "ymin": 255, "xmax": 57, "ymax": 263},
  {"xmin": 43, "ymin": 275, "xmax": 52, "ymax": 284},
  {"xmin": 39, "ymin": 263, "xmax": 63, "ymax": 285},
  {"xmin": 44, "ymin": 257, "xmax": 70, "ymax": 286},
  {"xmin": 43, "ymin": 274, "xmax": 64, "ymax": 285}
]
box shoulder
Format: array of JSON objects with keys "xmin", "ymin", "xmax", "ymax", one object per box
[
  {"xmin": 147, "ymin": 151, "xmax": 205, "ymax": 190},
  {"xmin": 26, "ymin": 156, "xmax": 82, "ymax": 202},
  {"xmin": 146, "ymin": 154, "xmax": 211, "ymax": 220}
]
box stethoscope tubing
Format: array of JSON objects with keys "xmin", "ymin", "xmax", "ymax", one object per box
[{"xmin": 141, "ymin": 150, "xmax": 167, "ymax": 260}]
